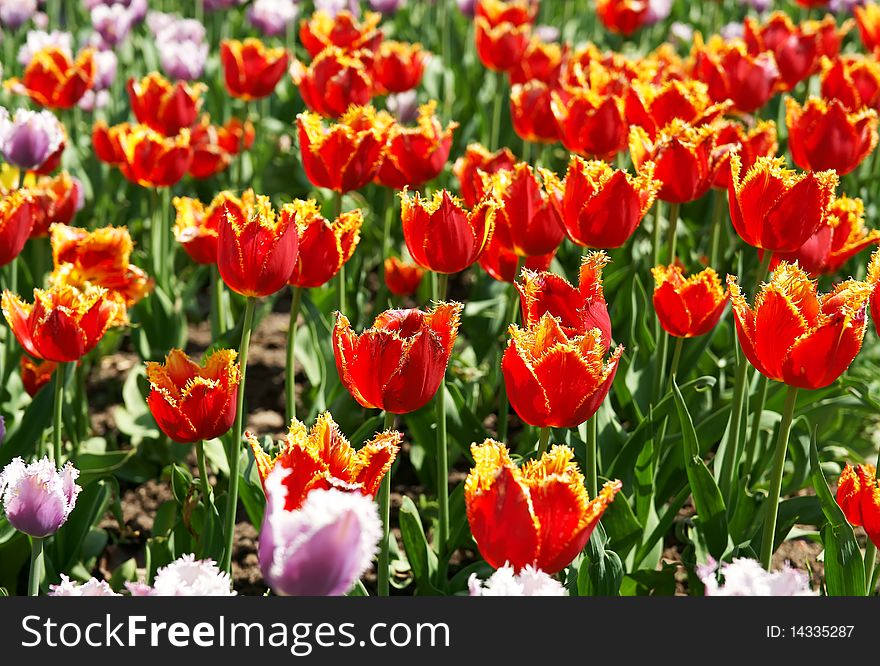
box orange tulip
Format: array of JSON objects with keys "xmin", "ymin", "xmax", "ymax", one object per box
[
  {"xmin": 508, "ymin": 37, "xmax": 565, "ymax": 86},
  {"xmin": 333, "ymin": 303, "xmax": 462, "ymax": 414},
  {"xmin": 146, "ymin": 349, "xmax": 241, "ymax": 445},
  {"xmin": 624, "ymin": 79, "xmax": 728, "ymax": 140},
  {"xmin": 629, "ymin": 119, "xmax": 718, "ymax": 204},
  {"xmin": 821, "ymin": 56, "xmax": 880, "ymax": 112},
  {"xmin": 247, "ymin": 412, "xmax": 400, "ymax": 511},
  {"xmin": 383, "ymin": 257, "xmax": 424, "ymax": 296},
  {"xmin": 482, "ymin": 162, "xmax": 564, "ymax": 256},
  {"xmin": 220, "ymin": 38, "xmax": 288, "ymax": 101},
  {"xmin": 557, "ymin": 156, "xmax": 658, "ymax": 249},
  {"xmin": 516, "ymin": 252, "xmax": 612, "ymax": 345},
  {"xmin": 7, "ymin": 46, "xmax": 95, "ymax": 109},
  {"xmin": 217, "ymin": 194, "xmax": 299, "ymax": 298},
  {"xmin": 596, "ymin": 0, "xmax": 650, "ymax": 36},
  {"xmin": 728, "ymin": 262, "xmax": 870, "ymax": 389},
  {"xmin": 20, "ymin": 356, "xmax": 57, "ymax": 397},
  {"xmin": 0, "ymin": 189, "xmax": 35, "ymax": 267},
  {"xmin": 49, "ymin": 224, "xmax": 153, "ymax": 309},
  {"xmin": 728, "ymin": 154, "xmax": 837, "ymax": 253},
  {"xmin": 502, "ymin": 314, "xmax": 623, "ymax": 428},
  {"xmin": 510, "ymin": 81, "xmax": 559, "ymax": 144},
  {"xmin": 710, "ymin": 119, "xmax": 778, "ymax": 190},
  {"xmin": 773, "ymin": 196, "xmax": 880, "ymax": 275},
  {"xmin": 652, "ymin": 264, "xmax": 728, "ymax": 338},
  {"xmin": 374, "ymin": 102, "xmax": 457, "ymax": 189},
  {"xmin": 855, "ymin": 2, "xmax": 880, "ymax": 53},
  {"xmin": 836, "ymin": 464, "xmax": 880, "ymax": 549},
  {"xmin": 297, "ymin": 106, "xmax": 390, "ymax": 193},
  {"xmin": 786, "ymin": 96, "xmax": 878, "ymax": 176},
  {"xmin": 2, "ymin": 283, "xmax": 122, "ymax": 362},
  {"xmin": 288, "ymin": 199, "xmax": 362, "ymax": 289},
  {"xmin": 372, "ymin": 41, "xmax": 426, "ymax": 94},
  {"xmin": 478, "ymin": 229, "xmax": 555, "ymax": 283},
  {"xmin": 127, "ymin": 72, "xmax": 204, "ymax": 137},
  {"xmin": 173, "ymin": 190, "xmax": 246, "ymax": 265},
  {"xmin": 690, "ymin": 36, "xmax": 780, "ymax": 114},
  {"xmin": 551, "ymin": 86, "xmax": 627, "ymax": 159},
  {"xmin": 299, "ymin": 10, "xmax": 383, "ymax": 58},
  {"xmin": 401, "ymin": 189, "xmax": 495, "ymax": 274},
  {"xmin": 453, "ymin": 143, "xmax": 517, "ymax": 208},
  {"xmin": 290, "ymin": 47, "xmax": 374, "ymax": 118},
  {"xmin": 744, "ymin": 12, "xmax": 821, "ymax": 90},
  {"xmin": 465, "ymin": 439, "xmax": 621, "ymax": 573}
]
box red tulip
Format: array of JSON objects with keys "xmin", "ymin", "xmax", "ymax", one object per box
[
  {"xmin": 288, "ymin": 199, "xmax": 363, "ymax": 289},
  {"xmin": 372, "ymin": 40, "xmax": 427, "ymax": 94},
  {"xmin": 652, "ymin": 264, "xmax": 729, "ymax": 338},
  {"xmin": 299, "ymin": 10, "xmax": 383, "ymax": 58},
  {"xmin": 0, "ymin": 189, "xmax": 35, "ymax": 267},
  {"xmin": 220, "ymin": 38, "xmax": 288, "ymax": 101},
  {"xmin": 453, "ymin": 143, "xmax": 517, "ymax": 208},
  {"xmin": 290, "ymin": 47, "xmax": 374, "ymax": 118},
  {"xmin": 384, "ymin": 257, "xmax": 425, "ymax": 297},
  {"xmin": 127, "ymin": 72, "xmax": 204, "ymax": 137}
]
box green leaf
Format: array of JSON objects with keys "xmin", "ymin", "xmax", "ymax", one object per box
[
  {"xmin": 600, "ymin": 489, "xmax": 643, "ymax": 559},
  {"xmin": 51, "ymin": 479, "xmax": 113, "ymax": 574},
  {"xmin": 398, "ymin": 496, "xmax": 439, "ymax": 595},
  {"xmin": 672, "ymin": 379, "xmax": 728, "ymax": 560},
  {"xmin": 578, "ymin": 528, "xmax": 623, "ymax": 596}
]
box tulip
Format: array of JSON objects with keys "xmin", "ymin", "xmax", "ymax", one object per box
[
  {"xmin": 0, "ymin": 189, "xmax": 35, "ymax": 267},
  {"xmin": 629, "ymin": 119, "xmax": 719, "ymax": 204},
  {"xmin": 690, "ymin": 36, "xmax": 780, "ymax": 114},
  {"xmin": 855, "ymin": 2, "xmax": 880, "ymax": 52},
  {"xmin": 475, "ymin": 17, "xmax": 531, "ymax": 72},
  {"xmin": 188, "ymin": 115, "xmax": 254, "ymax": 180},
  {"xmin": 710, "ymin": 119, "xmax": 778, "ymax": 190},
  {"xmin": 469, "ymin": 564, "xmax": 566, "ymax": 596},
  {"xmin": 129, "ymin": 554, "xmax": 235, "ymax": 596},
  {"xmin": 453, "ymin": 142, "xmax": 517, "ymax": 208},
  {"xmin": 26, "ymin": 172, "xmax": 82, "ymax": 237},
  {"xmin": 482, "ymin": 162, "xmax": 564, "ymax": 256},
  {"xmin": 508, "ymin": 37, "xmax": 564, "ymax": 86},
  {"xmin": 727, "ymin": 154, "xmax": 837, "ymax": 253},
  {"xmin": 400, "ymin": 189, "xmax": 495, "ymax": 275},
  {"xmin": 126, "ymin": 72, "xmax": 204, "ymax": 137},
  {"xmin": 247, "ymin": 0, "xmax": 299, "ymax": 36},
  {"xmin": 284, "ymin": 200, "xmax": 362, "ymax": 289},
  {"xmin": 297, "ymin": 106, "xmax": 391, "ymax": 193},
  {"xmin": 247, "ymin": 412, "xmax": 401, "ymax": 510},
  {"xmin": 478, "ymin": 230, "xmax": 555, "ymax": 283},
  {"xmin": 7, "ymin": 46, "xmax": 95, "ymax": 109},
  {"xmin": 744, "ymin": 12, "xmax": 821, "ymax": 90},
  {"xmin": 2, "ymin": 283, "xmax": 122, "ymax": 363},
  {"xmin": 50, "ymin": 576, "xmax": 120, "ymax": 596},
  {"xmin": 20, "ymin": 356, "xmax": 56, "ymax": 397},
  {"xmin": 90, "ymin": 3, "xmax": 136, "ymax": 47},
  {"xmin": 551, "ymin": 87, "xmax": 627, "ymax": 159},
  {"xmin": 145, "ymin": 349, "xmax": 241, "ymax": 445},
  {"xmin": 259, "ymin": 471, "xmax": 382, "ymax": 596},
  {"xmin": 465, "ymin": 439, "xmax": 621, "ymax": 573},
  {"xmin": 516, "ymin": 252, "xmax": 612, "ymax": 345},
  {"xmin": 172, "ymin": 194, "xmax": 227, "ymax": 265},
  {"xmin": 372, "ymin": 40, "xmax": 427, "ymax": 94},
  {"xmin": 510, "ymin": 81, "xmax": 559, "ymax": 144},
  {"xmin": 0, "ymin": 108, "xmax": 65, "ymax": 171},
  {"xmin": 217, "ymin": 194, "xmax": 299, "ymax": 298},
  {"xmin": 624, "ymin": 79, "xmax": 727, "ymax": 141},
  {"xmin": 299, "ymin": 10, "xmax": 383, "ymax": 58},
  {"xmin": 333, "ymin": 302, "xmax": 463, "ymax": 414},
  {"xmin": 154, "ymin": 18, "xmax": 209, "ymax": 81},
  {"xmin": 290, "ymin": 48, "xmax": 374, "ymax": 118},
  {"xmin": 374, "ymin": 102, "xmax": 457, "ymax": 189},
  {"xmin": 821, "ymin": 55, "xmax": 880, "ymax": 112},
  {"xmin": 652, "ymin": 264, "xmax": 729, "ymax": 338},
  {"xmin": 728, "ymin": 262, "xmax": 870, "ymax": 390},
  {"xmin": 786, "ymin": 96, "xmax": 878, "ymax": 176},
  {"xmin": 837, "ymin": 463, "xmax": 880, "ymax": 549},
  {"xmin": 0, "ymin": 0, "xmax": 37, "ymax": 29},
  {"xmin": 774, "ymin": 196, "xmax": 880, "ymax": 275},
  {"xmin": 103, "ymin": 123, "xmax": 193, "ymax": 188},
  {"xmin": 384, "ymin": 257, "xmax": 424, "ymax": 296},
  {"xmin": 220, "ymin": 38, "xmax": 288, "ymax": 101},
  {"xmin": 556, "ymin": 156, "xmax": 659, "ymax": 249},
  {"xmin": 502, "ymin": 314, "xmax": 622, "ymax": 429},
  {"xmin": 698, "ymin": 558, "xmax": 816, "ymax": 596},
  {"xmin": 0, "ymin": 456, "xmax": 80, "ymax": 538},
  {"xmin": 596, "ymin": 0, "xmax": 651, "ymax": 35}
]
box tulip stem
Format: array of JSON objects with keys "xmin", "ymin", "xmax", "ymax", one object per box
[
  {"xmin": 760, "ymin": 384, "xmax": 799, "ymax": 570},
  {"xmin": 708, "ymin": 189, "xmax": 726, "ymax": 269},
  {"xmin": 196, "ymin": 439, "xmax": 215, "ymax": 514},
  {"xmin": 378, "ymin": 411, "xmax": 396, "ymax": 597},
  {"xmin": 433, "ymin": 272, "xmax": 449, "ymax": 571},
  {"xmin": 28, "ymin": 537, "xmax": 44, "ymax": 597},
  {"xmin": 285, "ymin": 286, "xmax": 304, "ymax": 423},
  {"xmin": 536, "ymin": 426, "xmax": 551, "ymax": 458},
  {"xmin": 666, "ymin": 337, "xmax": 684, "ymax": 393},
  {"xmin": 334, "ymin": 191, "xmax": 346, "ymax": 313},
  {"xmin": 221, "ymin": 296, "xmax": 256, "ymax": 575},
  {"xmin": 52, "ymin": 363, "xmax": 66, "ymax": 463},
  {"xmin": 651, "ymin": 200, "xmax": 663, "ymax": 269},
  {"xmin": 719, "ymin": 348, "xmax": 748, "ymax": 499},
  {"xmin": 743, "ymin": 374, "xmax": 771, "ymax": 477},
  {"xmin": 489, "ymin": 72, "xmax": 504, "ymax": 151},
  {"xmin": 210, "ymin": 264, "xmax": 227, "ymax": 339},
  {"xmin": 665, "ymin": 202, "xmax": 680, "ymax": 263},
  {"xmin": 585, "ymin": 418, "xmax": 598, "ymax": 498},
  {"xmin": 497, "ymin": 260, "xmax": 522, "ymax": 443},
  {"xmin": 755, "ymin": 250, "xmax": 773, "ymax": 291}
]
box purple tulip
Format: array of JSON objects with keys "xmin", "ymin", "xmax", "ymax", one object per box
[
  {"xmin": 124, "ymin": 555, "xmax": 235, "ymax": 596},
  {"xmin": 314, "ymin": 0, "xmax": 360, "ymax": 18},
  {"xmin": 369, "ymin": 0, "xmax": 405, "ymax": 14},
  {"xmin": 159, "ymin": 39, "xmax": 209, "ymax": 81},
  {"xmin": 669, "ymin": 21, "xmax": 694, "ymax": 46},
  {"xmin": 91, "ymin": 49, "xmax": 117, "ymax": 90},
  {"xmin": 645, "ymin": 0, "xmax": 672, "ymax": 24},
  {"xmin": 259, "ymin": 468, "xmax": 382, "ymax": 597},
  {"xmin": 90, "ymin": 3, "xmax": 135, "ymax": 47},
  {"xmin": 533, "ymin": 25, "xmax": 560, "ymax": 43},
  {"xmin": 203, "ymin": 0, "xmax": 246, "ymax": 10},
  {"xmin": 50, "ymin": 575, "xmax": 120, "ymax": 596},
  {"xmin": 0, "ymin": 0, "xmax": 37, "ymax": 30},
  {"xmin": 456, "ymin": 0, "xmax": 476, "ymax": 17},
  {"xmin": 0, "ymin": 108, "xmax": 64, "ymax": 171},
  {"xmin": 698, "ymin": 557, "xmax": 815, "ymax": 596},
  {"xmin": 18, "ymin": 29, "xmax": 72, "ymax": 66},
  {"xmin": 78, "ymin": 89, "xmax": 110, "ymax": 112},
  {"xmin": 740, "ymin": 0, "xmax": 773, "ymax": 11},
  {"xmin": 830, "ymin": 0, "xmax": 865, "ymax": 12},
  {"xmin": 84, "ymin": 0, "xmax": 147, "ymax": 23},
  {"xmin": 387, "ymin": 90, "xmax": 419, "ymax": 124},
  {"xmin": 246, "ymin": 0, "xmax": 298, "ymax": 37},
  {"xmin": 0, "ymin": 457, "xmax": 80, "ymax": 538}
]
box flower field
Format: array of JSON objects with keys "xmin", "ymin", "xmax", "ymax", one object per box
[{"xmin": 1, "ymin": 0, "xmax": 880, "ymax": 598}]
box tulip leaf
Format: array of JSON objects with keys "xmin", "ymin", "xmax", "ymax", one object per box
[
  {"xmin": 808, "ymin": 428, "xmax": 865, "ymax": 596},
  {"xmin": 672, "ymin": 379, "xmax": 729, "ymax": 560},
  {"xmin": 51, "ymin": 479, "xmax": 113, "ymax": 575},
  {"xmin": 398, "ymin": 496, "xmax": 440, "ymax": 595},
  {"xmin": 0, "ymin": 384, "xmax": 53, "ymax": 467}
]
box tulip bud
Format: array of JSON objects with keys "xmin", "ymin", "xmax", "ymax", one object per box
[{"xmin": 0, "ymin": 457, "xmax": 80, "ymax": 538}]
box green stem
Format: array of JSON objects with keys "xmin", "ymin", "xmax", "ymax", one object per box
[
  {"xmin": 433, "ymin": 273, "xmax": 449, "ymax": 565},
  {"xmin": 221, "ymin": 296, "xmax": 256, "ymax": 574},
  {"xmin": 651, "ymin": 199, "xmax": 663, "ymax": 268},
  {"xmin": 653, "ymin": 331, "xmax": 669, "ymax": 404},
  {"xmin": 196, "ymin": 439, "xmax": 215, "ymax": 512},
  {"xmin": 536, "ymin": 426, "xmax": 551, "ymax": 458},
  {"xmin": 585, "ymin": 418, "xmax": 598, "ymax": 497},
  {"xmin": 708, "ymin": 189, "xmax": 726, "ymax": 268},
  {"xmin": 666, "ymin": 337, "xmax": 684, "ymax": 393},
  {"xmin": 0, "ymin": 257, "xmax": 16, "ymax": 386},
  {"xmin": 285, "ymin": 286, "xmax": 304, "ymax": 423},
  {"xmin": 28, "ymin": 537, "xmax": 44, "ymax": 596},
  {"xmin": 665, "ymin": 202, "xmax": 680, "ymax": 263},
  {"xmin": 760, "ymin": 385, "xmax": 799, "ymax": 569},
  {"xmin": 489, "ymin": 71, "xmax": 504, "ymax": 150},
  {"xmin": 210, "ymin": 264, "xmax": 227, "ymax": 340},
  {"xmin": 52, "ymin": 363, "xmax": 66, "ymax": 463},
  {"xmin": 755, "ymin": 250, "xmax": 773, "ymax": 291},
  {"xmin": 522, "ymin": 139, "xmax": 532, "ymax": 165},
  {"xmin": 743, "ymin": 374, "xmax": 770, "ymax": 477},
  {"xmin": 378, "ymin": 410, "xmax": 395, "ymax": 596},
  {"xmin": 497, "ymin": 259, "xmax": 523, "ymax": 443},
  {"xmin": 334, "ymin": 191, "xmax": 345, "ymax": 313},
  {"xmin": 382, "ymin": 188, "xmax": 394, "ymax": 257},
  {"xmin": 719, "ymin": 349, "xmax": 748, "ymax": 499}
]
